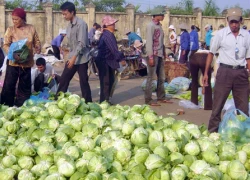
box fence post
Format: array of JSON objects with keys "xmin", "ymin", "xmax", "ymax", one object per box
[
  {"xmin": 125, "ymin": 4, "xmax": 135, "ymax": 32},
  {"xmin": 0, "ymin": 0, "xmax": 5, "ymax": 45},
  {"xmin": 193, "ymin": 8, "xmax": 202, "ymax": 41},
  {"xmin": 85, "ymin": 2, "xmax": 96, "ymax": 31},
  {"xmin": 43, "ymin": 2, "xmax": 53, "ymax": 43},
  {"xmin": 163, "ymin": 6, "xmax": 171, "ymax": 46}
]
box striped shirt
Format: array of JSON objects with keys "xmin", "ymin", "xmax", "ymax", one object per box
[{"xmin": 97, "ymin": 29, "xmax": 125, "ymax": 69}]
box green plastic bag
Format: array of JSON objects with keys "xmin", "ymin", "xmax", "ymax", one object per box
[{"xmin": 13, "ymin": 44, "xmax": 29, "ymax": 63}]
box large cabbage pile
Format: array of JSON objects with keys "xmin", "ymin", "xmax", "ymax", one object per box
[{"xmin": 0, "ymin": 93, "xmax": 250, "ymax": 179}]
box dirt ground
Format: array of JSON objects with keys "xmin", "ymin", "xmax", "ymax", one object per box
[{"xmin": 53, "ymin": 62, "xmax": 212, "ymax": 127}]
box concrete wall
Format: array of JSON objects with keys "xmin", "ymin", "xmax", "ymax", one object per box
[{"xmin": 0, "ymin": 1, "xmax": 250, "ymax": 46}]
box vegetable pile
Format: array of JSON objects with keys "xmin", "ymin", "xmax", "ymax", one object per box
[{"xmin": 0, "ymin": 93, "xmax": 250, "ymax": 179}]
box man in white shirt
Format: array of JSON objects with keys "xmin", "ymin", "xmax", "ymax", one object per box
[
  {"xmin": 33, "ymin": 57, "xmax": 60, "ymax": 92},
  {"xmin": 203, "ymin": 8, "xmax": 250, "ymax": 132}
]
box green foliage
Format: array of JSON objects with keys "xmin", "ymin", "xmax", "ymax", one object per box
[
  {"xmin": 203, "ymin": 0, "xmax": 220, "ymax": 16},
  {"xmin": 243, "ymin": 9, "xmax": 250, "ymax": 18},
  {"xmin": 145, "ymin": 5, "xmax": 165, "ymax": 15},
  {"xmin": 79, "ymin": 0, "xmax": 126, "ymax": 12},
  {"xmin": 169, "ymin": 0, "xmax": 194, "ymax": 15},
  {"xmin": 5, "ymin": 0, "xmax": 33, "ymax": 10}
]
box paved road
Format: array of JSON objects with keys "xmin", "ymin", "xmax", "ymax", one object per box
[{"xmin": 54, "ymin": 62, "xmax": 212, "ymax": 127}]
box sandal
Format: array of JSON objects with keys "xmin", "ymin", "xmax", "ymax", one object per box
[
  {"xmin": 157, "ymin": 99, "xmax": 173, "ymax": 104},
  {"xmin": 148, "ymin": 102, "xmax": 161, "ymax": 106}
]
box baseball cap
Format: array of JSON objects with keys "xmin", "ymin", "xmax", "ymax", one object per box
[{"xmin": 227, "ymin": 8, "xmax": 242, "ymax": 22}]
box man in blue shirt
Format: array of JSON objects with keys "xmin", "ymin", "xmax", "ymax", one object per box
[
  {"xmin": 88, "ymin": 23, "xmax": 98, "ymax": 44},
  {"xmin": 179, "ymin": 23, "xmax": 190, "ymax": 64},
  {"xmin": 204, "ymin": 24, "xmax": 212, "ymax": 50},
  {"xmin": 51, "ymin": 29, "xmax": 66, "ymax": 60},
  {"xmin": 190, "ymin": 25, "xmax": 199, "ymax": 54},
  {"xmin": 125, "ymin": 30, "xmax": 142, "ymax": 46}
]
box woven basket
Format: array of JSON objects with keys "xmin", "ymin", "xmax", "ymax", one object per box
[{"xmin": 164, "ymin": 61, "xmax": 190, "ymax": 83}]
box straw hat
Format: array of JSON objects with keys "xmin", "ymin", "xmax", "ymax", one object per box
[
  {"xmin": 134, "ymin": 40, "xmax": 143, "ymax": 48},
  {"xmin": 151, "ymin": 9, "xmax": 165, "ymax": 16},
  {"xmin": 102, "ymin": 15, "xmax": 118, "ymax": 26},
  {"xmin": 124, "ymin": 29, "xmax": 131, "ymax": 35},
  {"xmin": 179, "ymin": 23, "xmax": 189, "ymax": 30},
  {"xmin": 169, "ymin": 25, "xmax": 175, "ymax": 30},
  {"xmin": 59, "ymin": 29, "xmax": 66, "ymax": 35},
  {"xmin": 204, "ymin": 24, "xmax": 211, "ymax": 29}
]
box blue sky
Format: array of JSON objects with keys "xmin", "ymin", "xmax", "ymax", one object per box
[{"xmin": 126, "ymin": 0, "xmax": 249, "ymax": 11}]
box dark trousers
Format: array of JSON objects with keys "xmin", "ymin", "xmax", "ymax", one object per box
[
  {"xmin": 208, "ymin": 67, "xmax": 249, "ymax": 132},
  {"xmin": 56, "ymin": 62, "xmax": 92, "ymax": 103},
  {"xmin": 52, "ymin": 45, "xmax": 61, "ymax": 60},
  {"xmin": 179, "ymin": 50, "xmax": 190, "ymax": 64},
  {"xmin": 0, "ymin": 48, "xmax": 4, "ymax": 69},
  {"xmin": 189, "ymin": 53, "xmax": 212, "ymax": 110},
  {"xmin": 34, "ymin": 73, "xmax": 61, "ymax": 92},
  {"xmin": 145, "ymin": 56, "xmax": 165, "ymax": 104},
  {"xmin": 1, "ymin": 65, "xmax": 31, "ymax": 107},
  {"xmin": 96, "ymin": 60, "xmax": 115, "ymax": 103}
]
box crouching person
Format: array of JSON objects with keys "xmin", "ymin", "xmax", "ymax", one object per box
[{"xmin": 33, "ymin": 58, "xmax": 60, "ymax": 92}]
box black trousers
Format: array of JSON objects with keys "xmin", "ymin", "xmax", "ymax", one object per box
[
  {"xmin": 56, "ymin": 62, "xmax": 92, "ymax": 103},
  {"xmin": 52, "ymin": 45, "xmax": 61, "ymax": 60},
  {"xmin": 189, "ymin": 53, "xmax": 212, "ymax": 110},
  {"xmin": 0, "ymin": 48, "xmax": 4, "ymax": 69},
  {"xmin": 1, "ymin": 65, "xmax": 31, "ymax": 107},
  {"xmin": 96, "ymin": 60, "xmax": 115, "ymax": 103},
  {"xmin": 34, "ymin": 73, "xmax": 61, "ymax": 92},
  {"xmin": 208, "ymin": 67, "xmax": 249, "ymax": 132}
]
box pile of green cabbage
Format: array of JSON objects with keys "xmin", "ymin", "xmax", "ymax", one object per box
[{"xmin": 0, "ymin": 93, "xmax": 250, "ymax": 179}]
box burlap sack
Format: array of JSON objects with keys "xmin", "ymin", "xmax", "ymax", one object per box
[{"xmin": 164, "ymin": 61, "xmax": 190, "ymax": 83}]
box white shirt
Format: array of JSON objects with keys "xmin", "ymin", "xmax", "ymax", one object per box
[
  {"xmin": 210, "ymin": 27, "xmax": 250, "ymax": 66},
  {"xmin": 94, "ymin": 30, "xmax": 102, "ymax": 41},
  {"xmin": 169, "ymin": 31, "xmax": 177, "ymax": 44},
  {"xmin": 34, "ymin": 63, "xmax": 55, "ymax": 83}
]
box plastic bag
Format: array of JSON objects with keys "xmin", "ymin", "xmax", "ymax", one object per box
[
  {"xmin": 169, "ymin": 77, "xmax": 191, "ymax": 91},
  {"xmin": 117, "ymin": 62, "xmax": 128, "ymax": 73},
  {"xmin": 48, "ymin": 79, "xmax": 58, "ymax": 93},
  {"xmin": 141, "ymin": 79, "xmax": 157, "ymax": 91},
  {"xmin": 219, "ymin": 109, "xmax": 250, "ymax": 144},
  {"xmin": 24, "ymin": 88, "xmax": 51, "ymax": 106},
  {"xmin": 7, "ymin": 38, "xmax": 27, "ymax": 61},
  {"xmin": 178, "ymin": 100, "xmax": 200, "ymax": 109}
]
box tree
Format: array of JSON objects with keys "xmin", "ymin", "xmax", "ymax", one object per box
[
  {"xmin": 203, "ymin": 0, "xmax": 220, "ymax": 16},
  {"xmin": 145, "ymin": 5, "xmax": 165, "ymax": 14},
  {"xmin": 5, "ymin": 0, "xmax": 33, "ymax": 10},
  {"xmin": 169, "ymin": 0, "xmax": 194, "ymax": 15},
  {"xmin": 243, "ymin": 9, "xmax": 250, "ymax": 18},
  {"xmin": 134, "ymin": 5, "xmax": 142, "ymax": 13},
  {"xmin": 79, "ymin": 0, "xmax": 126, "ymax": 12},
  {"xmin": 228, "ymin": 4, "xmax": 250, "ymax": 18}
]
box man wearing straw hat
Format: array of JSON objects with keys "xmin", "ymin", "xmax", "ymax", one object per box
[
  {"xmin": 203, "ymin": 8, "xmax": 250, "ymax": 132},
  {"xmin": 51, "ymin": 29, "xmax": 66, "ymax": 60},
  {"xmin": 124, "ymin": 29, "xmax": 142, "ymax": 47},
  {"xmin": 204, "ymin": 24, "xmax": 212, "ymax": 50},
  {"xmin": 144, "ymin": 10, "xmax": 172, "ymax": 106}
]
